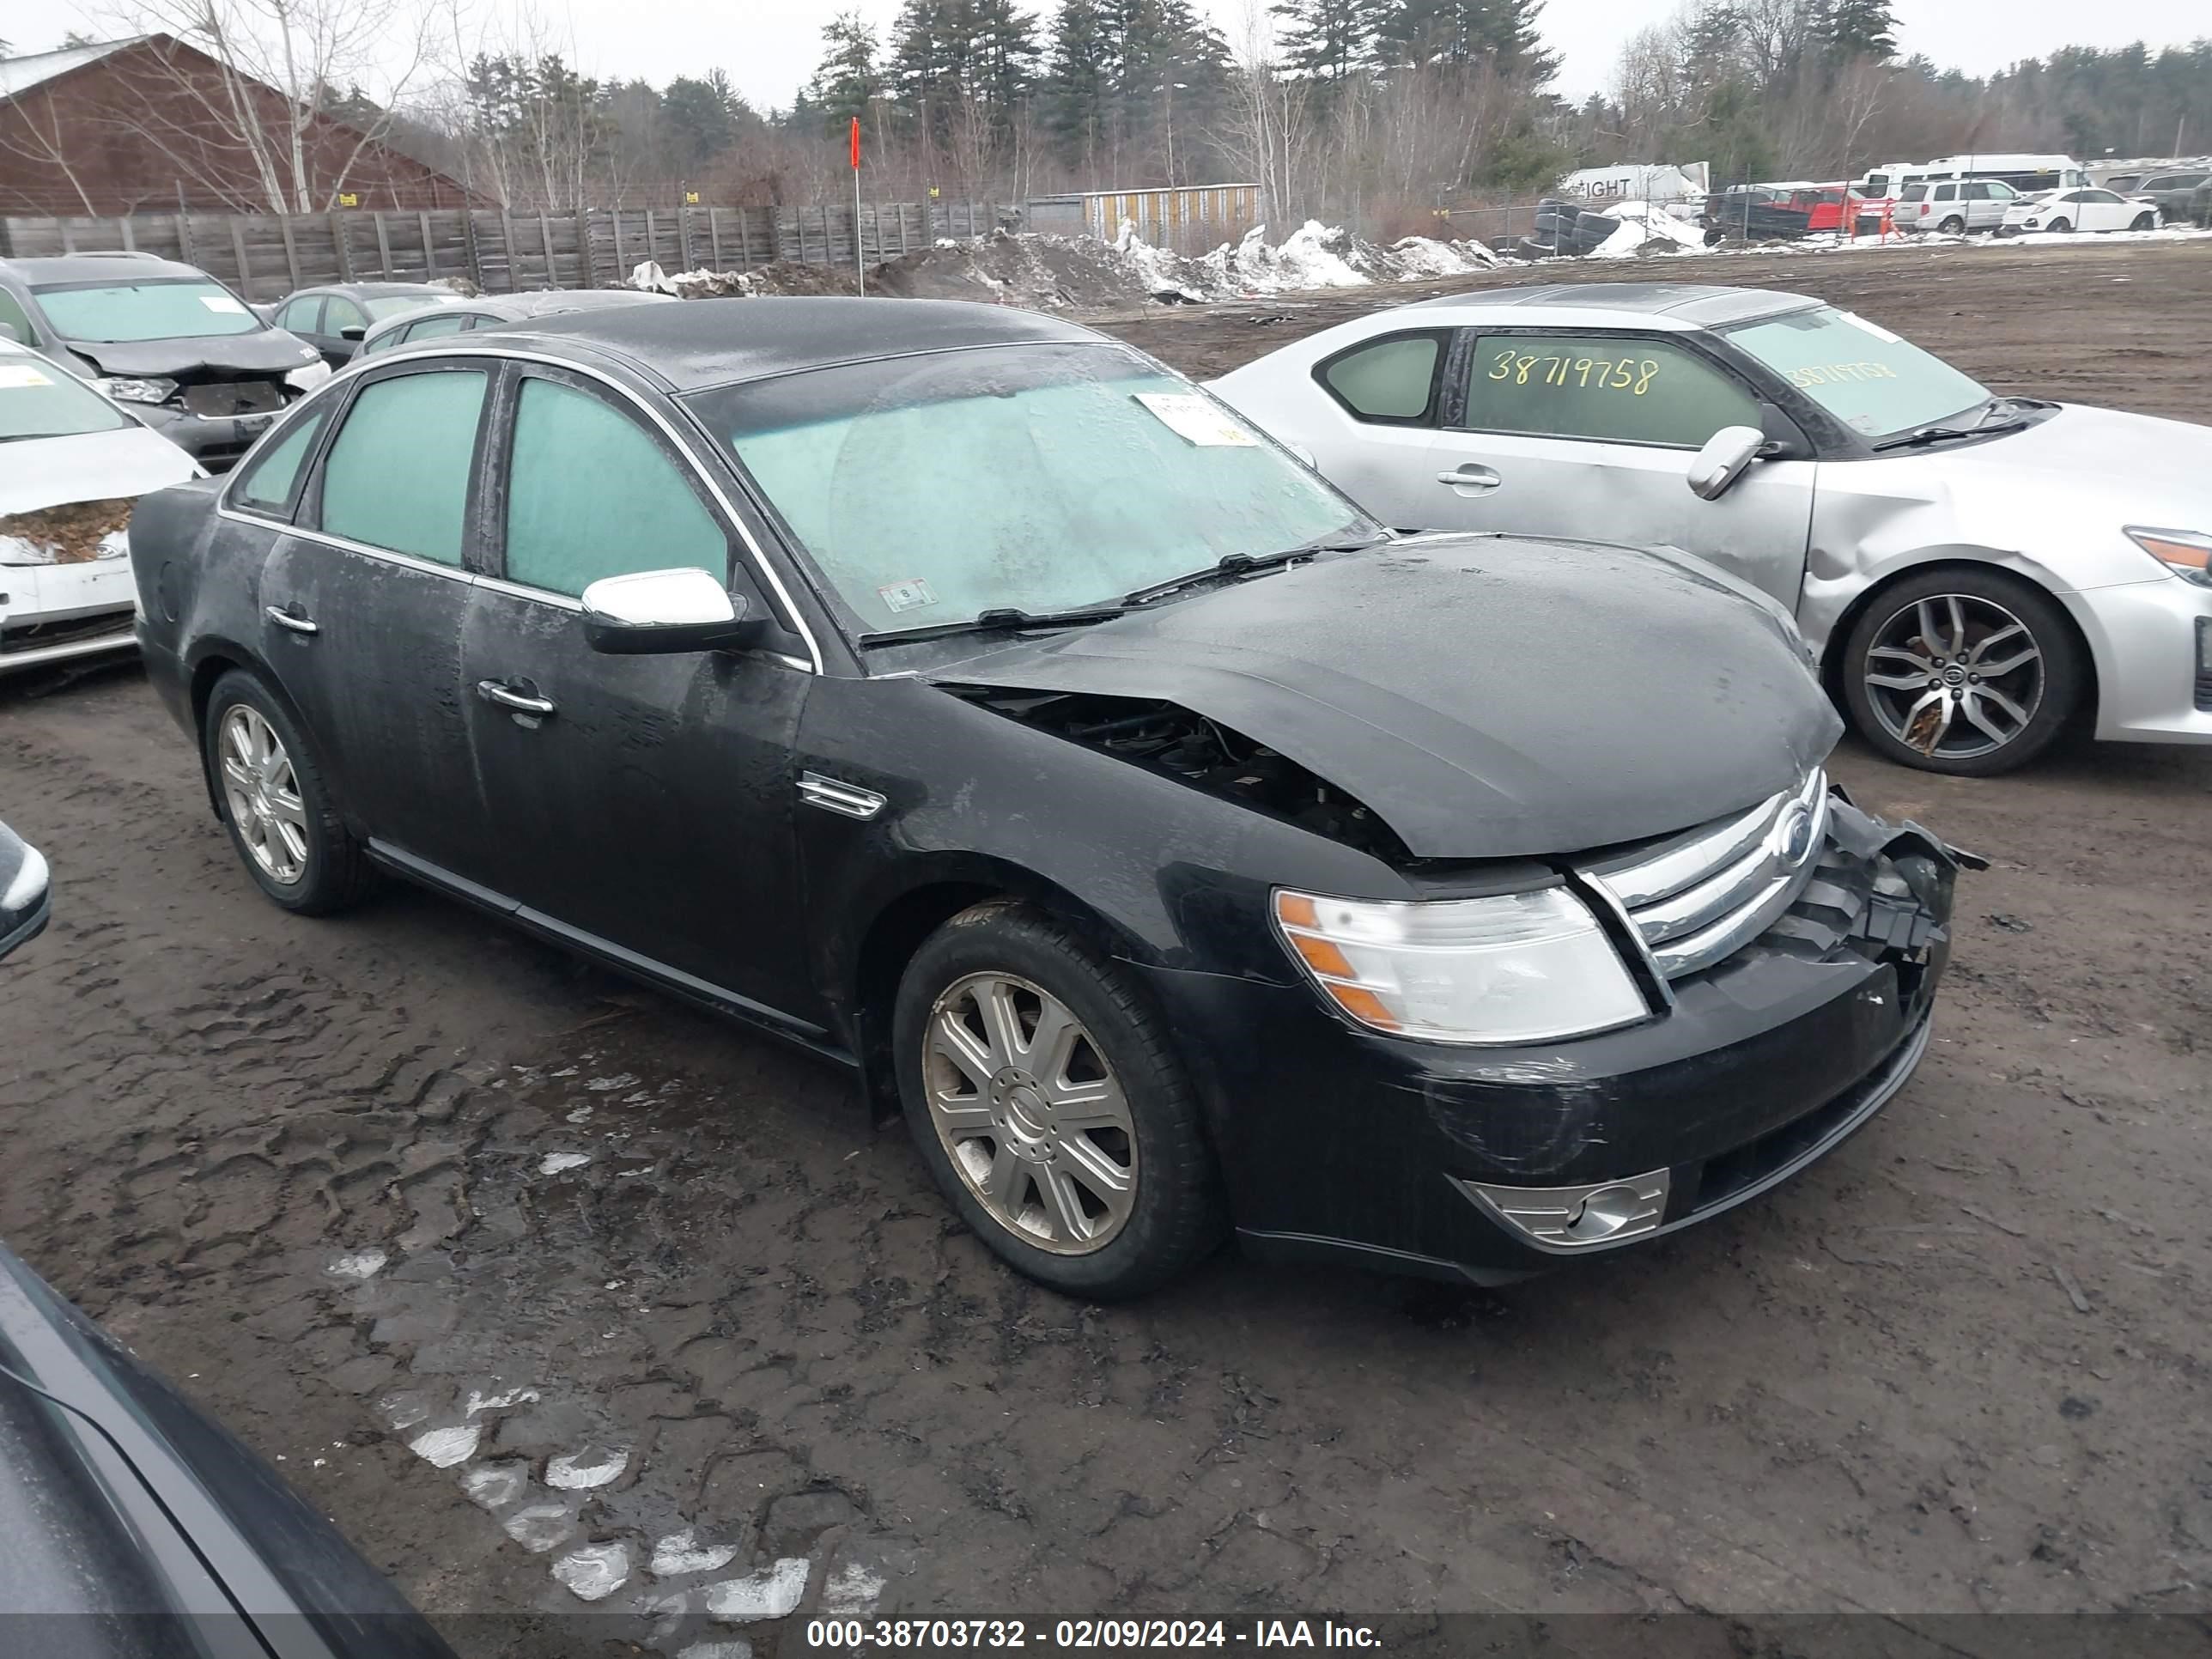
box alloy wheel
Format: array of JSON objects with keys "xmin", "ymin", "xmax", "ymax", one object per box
[
  {"xmin": 922, "ymin": 971, "xmax": 1137, "ymax": 1255},
  {"xmin": 218, "ymin": 705, "xmax": 309, "ymax": 885},
  {"xmin": 1862, "ymin": 592, "xmax": 2045, "ymax": 763}
]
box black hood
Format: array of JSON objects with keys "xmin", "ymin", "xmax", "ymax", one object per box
[
  {"xmin": 930, "ymin": 536, "xmax": 1840, "ymax": 860},
  {"xmin": 63, "ymin": 328, "xmax": 316, "ymax": 380}
]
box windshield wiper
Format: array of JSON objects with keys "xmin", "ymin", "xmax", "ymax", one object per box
[
  {"xmin": 1872, "ymin": 398, "xmax": 2032, "ymax": 452},
  {"xmin": 1121, "ymin": 534, "xmax": 1384, "ymax": 609},
  {"xmin": 857, "ymin": 604, "xmax": 1125, "ymax": 647}
]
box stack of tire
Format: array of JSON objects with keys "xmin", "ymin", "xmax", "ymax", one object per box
[{"xmin": 1516, "ymin": 198, "xmax": 1620, "ymax": 260}]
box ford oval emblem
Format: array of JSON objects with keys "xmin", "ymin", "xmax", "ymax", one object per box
[{"xmin": 1776, "ymin": 802, "xmax": 1815, "ymax": 865}]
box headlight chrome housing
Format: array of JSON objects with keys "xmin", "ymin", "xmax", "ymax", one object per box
[
  {"xmin": 2125, "ymin": 526, "xmax": 2212, "ymax": 588},
  {"xmin": 1273, "ymin": 887, "xmax": 1650, "ymax": 1046},
  {"xmin": 95, "ymin": 375, "xmax": 177, "ymax": 405}
]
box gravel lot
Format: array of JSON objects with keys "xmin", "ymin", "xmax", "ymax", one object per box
[{"xmin": 1, "ymin": 237, "xmax": 2208, "ymax": 1653}]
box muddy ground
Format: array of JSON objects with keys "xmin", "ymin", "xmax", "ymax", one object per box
[{"xmin": 1, "ymin": 237, "xmax": 2209, "ymax": 1654}]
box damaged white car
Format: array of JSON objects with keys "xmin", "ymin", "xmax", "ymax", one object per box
[
  {"xmin": 1210, "ymin": 283, "xmax": 2212, "ymax": 775},
  {"xmin": 1, "ymin": 341, "xmax": 200, "ymax": 674}
]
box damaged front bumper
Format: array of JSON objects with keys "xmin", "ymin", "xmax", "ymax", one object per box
[{"xmin": 1138, "ymin": 792, "xmax": 1975, "ymax": 1286}]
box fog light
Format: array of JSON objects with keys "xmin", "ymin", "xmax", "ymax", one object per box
[{"xmin": 1455, "ymin": 1170, "xmax": 1670, "ymax": 1250}]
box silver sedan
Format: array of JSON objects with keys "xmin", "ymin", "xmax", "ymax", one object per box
[{"xmin": 1209, "ymin": 283, "xmax": 2212, "ymax": 775}]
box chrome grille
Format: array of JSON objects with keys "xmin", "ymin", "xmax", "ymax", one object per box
[{"xmin": 1583, "ymin": 768, "xmax": 1829, "ymax": 981}]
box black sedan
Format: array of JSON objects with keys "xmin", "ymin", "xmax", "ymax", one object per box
[
  {"xmin": 268, "ymin": 282, "xmax": 462, "ymax": 368},
  {"xmin": 129, "ymin": 298, "xmax": 1967, "ymax": 1297}
]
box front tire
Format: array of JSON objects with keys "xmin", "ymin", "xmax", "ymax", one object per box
[
  {"xmin": 202, "ymin": 669, "xmax": 373, "ymax": 914},
  {"xmin": 1841, "ymin": 569, "xmax": 2085, "ymax": 776},
  {"xmin": 2129, "ymin": 212, "xmax": 2156, "ymax": 231},
  {"xmin": 892, "ymin": 902, "xmax": 1224, "ymax": 1299}
]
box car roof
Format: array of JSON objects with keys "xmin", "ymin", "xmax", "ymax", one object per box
[
  {"xmin": 1402, "ymin": 283, "xmax": 1820, "ymax": 330},
  {"xmin": 1, "ymin": 253, "xmax": 213, "ymax": 285},
  {"xmin": 293, "ymin": 281, "xmax": 450, "ymax": 300},
  {"xmin": 513, "ymin": 296, "xmax": 1111, "ymax": 391}
]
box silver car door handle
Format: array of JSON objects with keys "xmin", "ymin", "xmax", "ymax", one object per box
[
  {"xmin": 1437, "ymin": 463, "xmax": 1502, "ymax": 492},
  {"xmin": 477, "ymin": 680, "xmax": 556, "ymax": 717},
  {"xmin": 264, "ymin": 605, "xmax": 319, "ymax": 635}
]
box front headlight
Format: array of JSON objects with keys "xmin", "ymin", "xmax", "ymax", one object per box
[
  {"xmin": 2125, "ymin": 526, "xmax": 2212, "ymax": 587},
  {"xmin": 96, "ymin": 376, "xmax": 177, "ymax": 404},
  {"xmin": 1273, "ymin": 887, "xmax": 1650, "ymax": 1046},
  {"xmin": 286, "ymin": 361, "xmax": 332, "ymax": 392}
]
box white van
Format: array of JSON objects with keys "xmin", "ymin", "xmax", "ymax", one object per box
[{"xmin": 1862, "ymin": 155, "xmax": 2089, "ymax": 198}]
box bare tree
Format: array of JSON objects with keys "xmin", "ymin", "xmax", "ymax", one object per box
[{"xmin": 0, "ymin": 90, "xmax": 103, "ymax": 214}]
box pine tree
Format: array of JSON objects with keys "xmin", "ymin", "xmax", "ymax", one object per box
[
  {"xmin": 1821, "ymin": 0, "xmax": 1897, "ymax": 62},
  {"xmin": 1042, "ymin": 0, "xmax": 1114, "ymax": 164},
  {"xmin": 1270, "ymin": 0, "xmax": 1383, "ymax": 82},
  {"xmin": 808, "ymin": 11, "xmax": 883, "ymax": 130},
  {"xmin": 662, "ymin": 70, "xmax": 744, "ymax": 168}
]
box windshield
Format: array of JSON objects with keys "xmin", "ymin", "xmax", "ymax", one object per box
[
  {"xmin": 691, "ymin": 344, "xmax": 1371, "ymax": 636},
  {"xmin": 0, "ymin": 356, "xmax": 132, "ymax": 439},
  {"xmin": 33, "ymin": 280, "xmax": 261, "ymax": 343},
  {"xmin": 1725, "ymin": 305, "xmax": 1993, "ymax": 441},
  {"xmin": 365, "ymin": 294, "xmax": 448, "ymax": 321}
]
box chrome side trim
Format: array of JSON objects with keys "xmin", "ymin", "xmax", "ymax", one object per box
[
  {"xmin": 798, "ymin": 772, "xmax": 886, "ymax": 821},
  {"xmin": 474, "ymin": 574, "xmax": 582, "ymax": 612},
  {"xmin": 218, "ymin": 343, "xmax": 826, "ymax": 673}
]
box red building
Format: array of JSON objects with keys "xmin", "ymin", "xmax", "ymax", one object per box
[{"xmin": 0, "ymin": 34, "xmax": 472, "ymax": 216}]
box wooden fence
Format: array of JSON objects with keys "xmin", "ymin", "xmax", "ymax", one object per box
[{"xmin": 0, "ymin": 200, "xmax": 1001, "ymax": 301}]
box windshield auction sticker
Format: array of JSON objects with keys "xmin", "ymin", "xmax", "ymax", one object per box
[
  {"xmin": 1134, "ymin": 392, "xmax": 1258, "ymax": 447},
  {"xmin": 0, "ymin": 364, "xmax": 53, "ymax": 387},
  {"xmin": 878, "ymin": 578, "xmax": 938, "ymax": 613},
  {"xmin": 200, "ymin": 295, "xmax": 249, "ymax": 313}
]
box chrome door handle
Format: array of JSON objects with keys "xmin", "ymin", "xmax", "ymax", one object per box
[
  {"xmin": 1437, "ymin": 464, "xmax": 1502, "ymax": 492},
  {"xmin": 264, "ymin": 605, "xmax": 318, "ymax": 635},
  {"xmin": 477, "ymin": 679, "xmax": 556, "ymax": 717}
]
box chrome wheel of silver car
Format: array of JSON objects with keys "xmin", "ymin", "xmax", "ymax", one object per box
[
  {"xmin": 922, "ymin": 971, "xmax": 1137, "ymax": 1255},
  {"xmin": 1862, "ymin": 592, "xmax": 2045, "ymax": 762},
  {"xmin": 218, "ymin": 705, "xmax": 309, "ymax": 885}
]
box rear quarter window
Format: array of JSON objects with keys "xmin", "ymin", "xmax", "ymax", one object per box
[{"xmin": 1315, "ymin": 332, "xmax": 1444, "ymax": 423}]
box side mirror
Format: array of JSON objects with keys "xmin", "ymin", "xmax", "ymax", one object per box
[
  {"xmin": 340, "ymin": 324, "xmax": 365, "ymax": 341},
  {"xmin": 0, "ymin": 819, "xmax": 52, "ymax": 961},
  {"xmin": 581, "ymin": 567, "xmax": 760, "ymax": 655},
  {"xmin": 1687, "ymin": 424, "xmax": 1765, "ymax": 501}
]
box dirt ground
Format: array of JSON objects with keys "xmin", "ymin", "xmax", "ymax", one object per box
[{"xmin": 2, "ymin": 237, "xmax": 2209, "ymax": 1653}]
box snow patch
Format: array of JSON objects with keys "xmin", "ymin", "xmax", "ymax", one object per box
[
  {"xmin": 459, "ymin": 1462, "xmax": 529, "ymax": 1511},
  {"xmin": 552, "ymin": 1541, "xmax": 631, "ymax": 1601},
  {"xmin": 538, "ymin": 1152, "xmax": 591, "ymax": 1176},
  {"xmin": 704, "ymin": 1558, "xmax": 811, "ymax": 1622},
  {"xmin": 652, "ymin": 1527, "xmax": 741, "ymax": 1577},
  {"xmin": 465, "ymin": 1386, "xmax": 540, "ymax": 1416},
  {"xmin": 821, "ymin": 1559, "xmax": 888, "ymax": 1617},
  {"xmin": 678, "ymin": 1644, "xmax": 754, "ymax": 1659},
  {"xmin": 586, "ymin": 1073, "xmax": 639, "ymax": 1091},
  {"xmin": 325, "ymin": 1249, "xmax": 387, "ymax": 1280},
  {"xmin": 546, "ymin": 1445, "xmax": 629, "ymax": 1489},
  {"xmin": 501, "ymin": 1502, "xmax": 577, "ymax": 1553},
  {"xmin": 407, "ymin": 1425, "xmax": 480, "ymax": 1468}
]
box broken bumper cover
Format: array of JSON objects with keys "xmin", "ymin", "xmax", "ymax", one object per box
[{"xmin": 1139, "ymin": 795, "xmax": 1972, "ymax": 1285}]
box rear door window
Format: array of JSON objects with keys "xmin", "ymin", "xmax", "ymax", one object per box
[
  {"xmin": 1315, "ymin": 332, "xmax": 1444, "ymax": 422},
  {"xmin": 232, "ymin": 407, "xmax": 331, "ymax": 516},
  {"xmin": 501, "ymin": 374, "xmax": 727, "ymax": 599},
  {"xmin": 1459, "ymin": 334, "xmax": 1760, "ymax": 449},
  {"xmin": 316, "ymin": 368, "xmax": 488, "ymax": 564}
]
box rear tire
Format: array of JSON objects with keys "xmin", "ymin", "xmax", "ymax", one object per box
[
  {"xmin": 1840, "ymin": 568, "xmax": 2086, "ymax": 777},
  {"xmin": 892, "ymin": 902, "xmax": 1224, "ymax": 1299},
  {"xmin": 202, "ymin": 669, "xmax": 374, "ymax": 914},
  {"xmin": 2046, "ymin": 216, "xmax": 2072, "ymax": 233},
  {"xmin": 1938, "ymin": 215, "xmax": 1966, "ymax": 234}
]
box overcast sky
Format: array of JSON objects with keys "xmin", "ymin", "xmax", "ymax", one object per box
[{"xmin": 2, "ymin": 0, "xmax": 2203, "ymax": 113}]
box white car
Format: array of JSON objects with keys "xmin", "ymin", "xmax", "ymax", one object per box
[
  {"xmin": 1, "ymin": 340, "xmax": 201, "ymax": 674},
  {"xmin": 1207, "ymin": 283, "xmax": 2212, "ymax": 775},
  {"xmin": 2001, "ymin": 188, "xmax": 2160, "ymax": 234}
]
